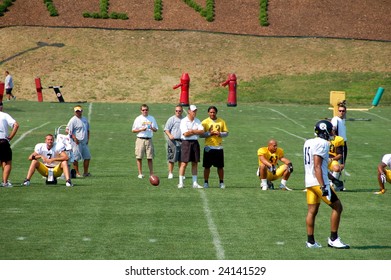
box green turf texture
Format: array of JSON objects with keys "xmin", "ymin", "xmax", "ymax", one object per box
[{"xmin": 0, "ymin": 101, "xmax": 390, "ymax": 260}]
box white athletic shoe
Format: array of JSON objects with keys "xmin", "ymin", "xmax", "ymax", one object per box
[
  {"xmin": 261, "ymin": 183, "xmax": 268, "ymax": 191},
  {"xmin": 328, "ymin": 237, "xmax": 350, "ymax": 249},
  {"xmin": 1, "ymin": 181, "xmax": 13, "ymax": 187},
  {"xmin": 66, "ymin": 180, "xmax": 73, "ymax": 187},
  {"xmin": 168, "ymin": 173, "xmax": 174, "ymax": 179},
  {"xmin": 137, "ymin": 174, "xmax": 144, "ymax": 179},
  {"xmin": 306, "ymin": 241, "xmax": 322, "ymax": 248},
  {"xmin": 219, "ymin": 183, "xmax": 225, "ymax": 189},
  {"xmin": 279, "ymin": 184, "xmax": 292, "ymax": 191},
  {"xmin": 22, "ymin": 179, "xmax": 30, "ymax": 186},
  {"xmin": 193, "ymin": 182, "xmax": 203, "ymax": 189},
  {"xmin": 177, "ymin": 183, "xmax": 184, "ymax": 189}
]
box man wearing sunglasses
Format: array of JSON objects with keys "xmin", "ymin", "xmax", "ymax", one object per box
[
  {"xmin": 132, "ymin": 104, "xmax": 158, "ymax": 179},
  {"xmin": 164, "ymin": 105, "xmax": 184, "ymax": 179},
  {"xmin": 331, "ymin": 102, "xmax": 348, "ymax": 181}
]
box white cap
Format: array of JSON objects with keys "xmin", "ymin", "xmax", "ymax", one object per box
[{"xmin": 189, "ymin": 105, "xmax": 197, "ymax": 111}]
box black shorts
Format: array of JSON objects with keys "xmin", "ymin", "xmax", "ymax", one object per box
[
  {"xmin": 203, "ymin": 148, "xmax": 224, "ymax": 168},
  {"xmin": 180, "ymin": 140, "xmax": 200, "ymax": 163},
  {"xmin": 0, "ymin": 139, "xmax": 12, "ymax": 162},
  {"xmin": 6, "ymin": 88, "xmax": 13, "ymax": 95}
]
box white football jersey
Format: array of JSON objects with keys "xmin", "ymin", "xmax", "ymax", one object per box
[
  {"xmin": 56, "ymin": 134, "xmax": 73, "ymax": 151},
  {"xmin": 303, "ymin": 137, "xmax": 330, "ymax": 188},
  {"xmin": 381, "ymin": 154, "xmax": 391, "ymax": 168},
  {"xmin": 34, "ymin": 142, "xmax": 66, "ymax": 168}
]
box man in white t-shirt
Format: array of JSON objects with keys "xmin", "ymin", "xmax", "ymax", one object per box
[
  {"xmin": 22, "ymin": 134, "xmax": 73, "ymax": 187},
  {"xmin": 0, "ymin": 107, "xmax": 19, "ymax": 187},
  {"xmin": 177, "ymin": 105, "xmax": 204, "ymax": 189},
  {"xmin": 132, "ymin": 104, "xmax": 158, "ymax": 179},
  {"xmin": 375, "ymin": 154, "xmax": 391, "ymax": 195}
]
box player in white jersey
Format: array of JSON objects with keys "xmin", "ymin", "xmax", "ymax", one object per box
[
  {"xmin": 375, "ymin": 153, "xmax": 391, "ymax": 195},
  {"xmin": 22, "ymin": 134, "xmax": 73, "ymax": 187},
  {"xmin": 303, "ymin": 120, "xmax": 349, "ymax": 249}
]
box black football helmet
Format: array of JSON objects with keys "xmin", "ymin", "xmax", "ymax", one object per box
[{"xmin": 314, "ymin": 120, "xmax": 333, "ymax": 140}]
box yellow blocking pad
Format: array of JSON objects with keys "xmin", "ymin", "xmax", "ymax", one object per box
[{"xmin": 330, "ymin": 91, "xmax": 346, "ymax": 117}]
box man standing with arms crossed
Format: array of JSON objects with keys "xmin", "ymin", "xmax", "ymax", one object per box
[
  {"xmin": 178, "ymin": 105, "xmax": 204, "ymax": 189},
  {"xmin": 0, "ymin": 105, "xmax": 19, "ymax": 187},
  {"xmin": 201, "ymin": 106, "xmax": 229, "ymax": 189},
  {"xmin": 303, "ymin": 120, "xmax": 349, "ymax": 249}
]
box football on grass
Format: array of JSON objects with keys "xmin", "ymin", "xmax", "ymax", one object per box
[{"xmin": 149, "ymin": 175, "xmax": 160, "ymax": 186}]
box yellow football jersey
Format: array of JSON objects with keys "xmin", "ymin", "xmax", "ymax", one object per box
[
  {"xmin": 329, "ymin": 136, "xmax": 344, "ymax": 157},
  {"xmin": 202, "ymin": 117, "xmax": 228, "ymax": 146},
  {"xmin": 257, "ymin": 147, "xmax": 284, "ymax": 166}
]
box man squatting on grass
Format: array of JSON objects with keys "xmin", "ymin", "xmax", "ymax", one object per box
[
  {"xmin": 257, "ymin": 139, "xmax": 293, "ymax": 191},
  {"xmin": 22, "ymin": 134, "xmax": 73, "ymax": 187}
]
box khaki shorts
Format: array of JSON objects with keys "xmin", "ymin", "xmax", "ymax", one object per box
[{"xmin": 135, "ymin": 138, "xmax": 154, "ymax": 159}]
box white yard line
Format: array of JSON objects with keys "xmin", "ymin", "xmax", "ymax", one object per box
[
  {"xmin": 274, "ymin": 127, "xmax": 307, "ymax": 141},
  {"xmin": 199, "ymin": 190, "xmax": 225, "ymax": 260},
  {"xmin": 11, "ymin": 122, "xmax": 51, "ymax": 148},
  {"xmin": 361, "ymin": 110, "xmax": 391, "ymax": 122},
  {"xmin": 267, "ymin": 108, "xmax": 306, "ymax": 128},
  {"xmin": 88, "ymin": 103, "xmax": 93, "ymax": 123}
]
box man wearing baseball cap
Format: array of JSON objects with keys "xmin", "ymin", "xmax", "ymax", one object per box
[
  {"xmin": 178, "ymin": 105, "xmax": 204, "ymax": 189},
  {"xmin": 67, "ymin": 105, "xmax": 91, "ymax": 177}
]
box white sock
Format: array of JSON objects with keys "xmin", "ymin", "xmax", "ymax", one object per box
[
  {"xmin": 179, "ymin": 175, "xmax": 184, "ymax": 184},
  {"xmin": 281, "ymin": 179, "xmax": 287, "ymax": 186},
  {"xmin": 261, "ymin": 179, "xmax": 267, "ymax": 185},
  {"xmin": 192, "ymin": 175, "xmax": 197, "ymax": 184}
]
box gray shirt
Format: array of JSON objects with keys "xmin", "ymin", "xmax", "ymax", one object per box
[
  {"xmin": 164, "ymin": 115, "xmax": 183, "ymax": 140},
  {"xmin": 67, "ymin": 116, "xmax": 89, "ymax": 144}
]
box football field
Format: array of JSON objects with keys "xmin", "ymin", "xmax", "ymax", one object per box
[{"xmin": 1, "ymin": 101, "xmax": 390, "ymax": 261}]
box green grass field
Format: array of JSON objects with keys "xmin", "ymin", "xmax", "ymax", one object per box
[{"xmin": 0, "ymin": 101, "xmax": 390, "ymax": 260}]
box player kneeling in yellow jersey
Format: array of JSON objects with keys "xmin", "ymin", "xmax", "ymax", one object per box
[
  {"xmin": 257, "ymin": 139, "xmax": 293, "ymax": 191},
  {"xmin": 375, "ymin": 154, "xmax": 391, "ymax": 195},
  {"xmin": 328, "ymin": 135, "xmax": 345, "ymax": 191}
]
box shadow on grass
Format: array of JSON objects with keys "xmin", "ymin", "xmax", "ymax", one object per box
[
  {"xmin": 340, "ymin": 189, "xmax": 379, "ymax": 193},
  {"xmin": 353, "ymin": 245, "xmax": 391, "ymax": 250},
  {"xmin": 0, "ymin": 41, "xmax": 65, "ymax": 65}
]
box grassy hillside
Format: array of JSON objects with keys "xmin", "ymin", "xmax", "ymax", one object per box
[{"xmin": 1, "ymin": 27, "xmax": 390, "ymax": 106}]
